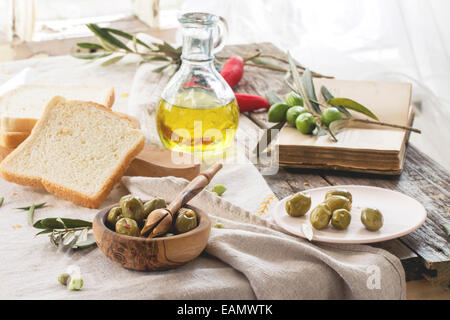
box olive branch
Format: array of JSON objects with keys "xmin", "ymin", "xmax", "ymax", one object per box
[{"xmin": 73, "ymin": 24, "xmax": 332, "ymax": 78}]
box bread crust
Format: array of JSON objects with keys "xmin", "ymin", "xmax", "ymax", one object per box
[
  {"xmin": 0, "ymin": 96, "xmax": 145, "ymax": 208},
  {"xmin": 0, "ymin": 130, "xmax": 29, "ymax": 148}
]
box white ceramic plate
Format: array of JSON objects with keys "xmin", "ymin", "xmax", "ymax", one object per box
[{"xmin": 272, "ymin": 185, "xmax": 427, "ymax": 244}]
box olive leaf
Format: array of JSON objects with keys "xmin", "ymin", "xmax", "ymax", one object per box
[
  {"xmin": 286, "ymin": 53, "xmax": 317, "ymax": 115},
  {"xmin": 142, "ymin": 56, "xmax": 170, "ymax": 62},
  {"xmin": 35, "ymin": 229, "xmax": 53, "ymax": 236},
  {"xmin": 287, "ymin": 53, "xmax": 305, "ymax": 102},
  {"xmin": 49, "ymin": 228, "xmax": 96, "ymax": 250},
  {"xmin": 265, "ymin": 91, "xmax": 284, "ymax": 106},
  {"xmin": 320, "ymin": 86, "xmax": 351, "ymax": 117},
  {"xmin": 62, "ymin": 231, "xmax": 76, "ymax": 246},
  {"xmin": 34, "ymin": 216, "xmax": 95, "ymax": 250},
  {"xmin": 302, "ymin": 69, "xmax": 321, "ymax": 114},
  {"xmin": 86, "ymin": 24, "xmax": 132, "ymax": 52},
  {"xmin": 0, "ymin": 197, "xmax": 4, "ymax": 207},
  {"xmin": 153, "ymin": 41, "xmax": 182, "ymax": 60},
  {"xmin": 76, "ymin": 42, "xmax": 104, "ymax": 50},
  {"xmin": 72, "ymin": 238, "xmax": 97, "ymax": 250},
  {"xmin": 56, "ymin": 217, "xmax": 67, "ymax": 229},
  {"xmin": 329, "ymin": 119, "xmax": 351, "ymax": 137},
  {"xmin": 101, "ymin": 55, "xmax": 124, "ymax": 67},
  {"xmin": 72, "ymin": 52, "xmax": 113, "ymax": 60},
  {"xmin": 132, "ymin": 34, "xmax": 138, "ymax": 52},
  {"xmin": 328, "ymin": 97, "xmax": 379, "ymax": 121},
  {"xmin": 248, "ymin": 58, "xmax": 286, "ymax": 72},
  {"xmin": 27, "ymin": 205, "xmax": 36, "ymax": 226},
  {"xmin": 78, "ymin": 228, "xmax": 88, "ymax": 242},
  {"xmin": 103, "ymin": 27, "xmax": 153, "ymax": 50},
  {"xmin": 152, "ymin": 63, "xmax": 172, "ymax": 73},
  {"xmin": 33, "ymin": 218, "xmax": 92, "ymax": 230},
  {"xmin": 16, "ymin": 202, "xmax": 46, "ymax": 210},
  {"xmin": 320, "ymin": 85, "xmax": 334, "ymax": 101}
]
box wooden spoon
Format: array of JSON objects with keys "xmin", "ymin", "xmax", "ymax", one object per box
[{"xmin": 141, "ymin": 163, "xmax": 223, "ymax": 238}]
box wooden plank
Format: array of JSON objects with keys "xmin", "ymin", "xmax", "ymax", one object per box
[{"xmin": 372, "ymin": 240, "xmax": 423, "ymax": 282}]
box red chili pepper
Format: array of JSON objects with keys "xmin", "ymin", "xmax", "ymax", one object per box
[
  {"xmin": 220, "ymin": 56, "xmax": 244, "ymax": 88},
  {"xmin": 235, "ymin": 94, "xmax": 270, "ymax": 112}
]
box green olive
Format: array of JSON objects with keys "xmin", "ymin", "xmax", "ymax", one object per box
[
  {"xmin": 115, "ymin": 217, "xmax": 140, "ymax": 236},
  {"xmin": 361, "ymin": 207, "xmax": 383, "ymax": 231},
  {"xmin": 310, "ymin": 204, "xmax": 332, "ymax": 230},
  {"xmin": 295, "ymin": 112, "xmax": 316, "ymax": 134},
  {"xmin": 119, "ymin": 195, "xmax": 145, "ymax": 221},
  {"xmin": 331, "ymin": 209, "xmax": 352, "ymax": 230},
  {"xmin": 174, "ymin": 208, "xmax": 198, "ymax": 234},
  {"xmin": 324, "ymin": 195, "xmax": 352, "ymax": 213},
  {"xmin": 321, "ymin": 107, "xmax": 342, "ymax": 127},
  {"xmin": 212, "ymin": 184, "xmax": 227, "ymax": 196},
  {"xmin": 325, "ymin": 189, "xmax": 353, "ymax": 203},
  {"xmin": 285, "ymin": 192, "xmax": 311, "ymax": 217},
  {"xmin": 286, "ymin": 106, "xmax": 307, "ymax": 126},
  {"xmin": 268, "ymin": 102, "xmax": 290, "ymax": 123},
  {"xmin": 143, "ymin": 198, "xmax": 167, "ymax": 219},
  {"xmin": 285, "ymin": 92, "xmax": 304, "ymax": 107},
  {"xmin": 106, "ymin": 206, "xmax": 123, "ymax": 227}
]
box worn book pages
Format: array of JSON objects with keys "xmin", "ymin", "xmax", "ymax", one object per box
[{"xmin": 277, "ymin": 79, "xmax": 412, "ymax": 174}]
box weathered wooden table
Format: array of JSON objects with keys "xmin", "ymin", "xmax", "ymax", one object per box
[
  {"xmin": 3, "ymin": 34, "xmax": 448, "ymax": 292},
  {"xmin": 223, "ymin": 43, "xmax": 450, "ymax": 287}
]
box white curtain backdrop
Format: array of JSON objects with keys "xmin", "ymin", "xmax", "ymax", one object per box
[{"xmin": 181, "ymin": 0, "xmax": 450, "ymax": 170}]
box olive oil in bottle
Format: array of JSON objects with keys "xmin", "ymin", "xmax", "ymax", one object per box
[
  {"xmin": 155, "ymin": 13, "xmax": 238, "ymax": 153},
  {"xmin": 156, "ymin": 89, "xmax": 239, "ymax": 153}
]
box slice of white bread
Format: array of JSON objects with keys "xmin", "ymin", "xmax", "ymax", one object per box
[
  {"xmin": 0, "ymin": 96, "xmax": 144, "ymax": 208},
  {"xmin": 0, "ymin": 84, "xmax": 115, "ymax": 133},
  {"xmin": 0, "ymin": 113, "xmax": 140, "ymax": 149},
  {"xmin": 0, "ymin": 130, "xmax": 29, "ymax": 148}
]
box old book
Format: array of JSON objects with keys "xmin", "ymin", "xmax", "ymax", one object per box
[{"xmin": 276, "ymin": 79, "xmax": 413, "ymax": 175}]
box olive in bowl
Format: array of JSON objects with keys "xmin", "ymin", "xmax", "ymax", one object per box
[
  {"xmin": 119, "ymin": 195, "xmax": 146, "ymax": 221},
  {"xmin": 106, "ymin": 206, "xmax": 123, "ymax": 227},
  {"xmin": 115, "ymin": 217, "xmax": 140, "ymax": 237},
  {"xmin": 143, "ymin": 198, "xmax": 166, "ymax": 219},
  {"xmin": 93, "ymin": 203, "xmax": 211, "ymax": 271},
  {"xmin": 174, "ymin": 208, "xmax": 198, "ymax": 234}
]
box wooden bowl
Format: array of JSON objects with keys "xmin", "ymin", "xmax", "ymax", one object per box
[{"xmin": 93, "ymin": 204, "xmax": 211, "ymax": 271}]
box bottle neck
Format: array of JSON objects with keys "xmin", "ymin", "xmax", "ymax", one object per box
[{"xmin": 181, "ymin": 26, "xmax": 214, "ymax": 62}]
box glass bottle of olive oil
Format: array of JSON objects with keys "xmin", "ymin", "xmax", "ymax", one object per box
[{"xmin": 156, "ymin": 13, "xmax": 238, "ymax": 153}]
